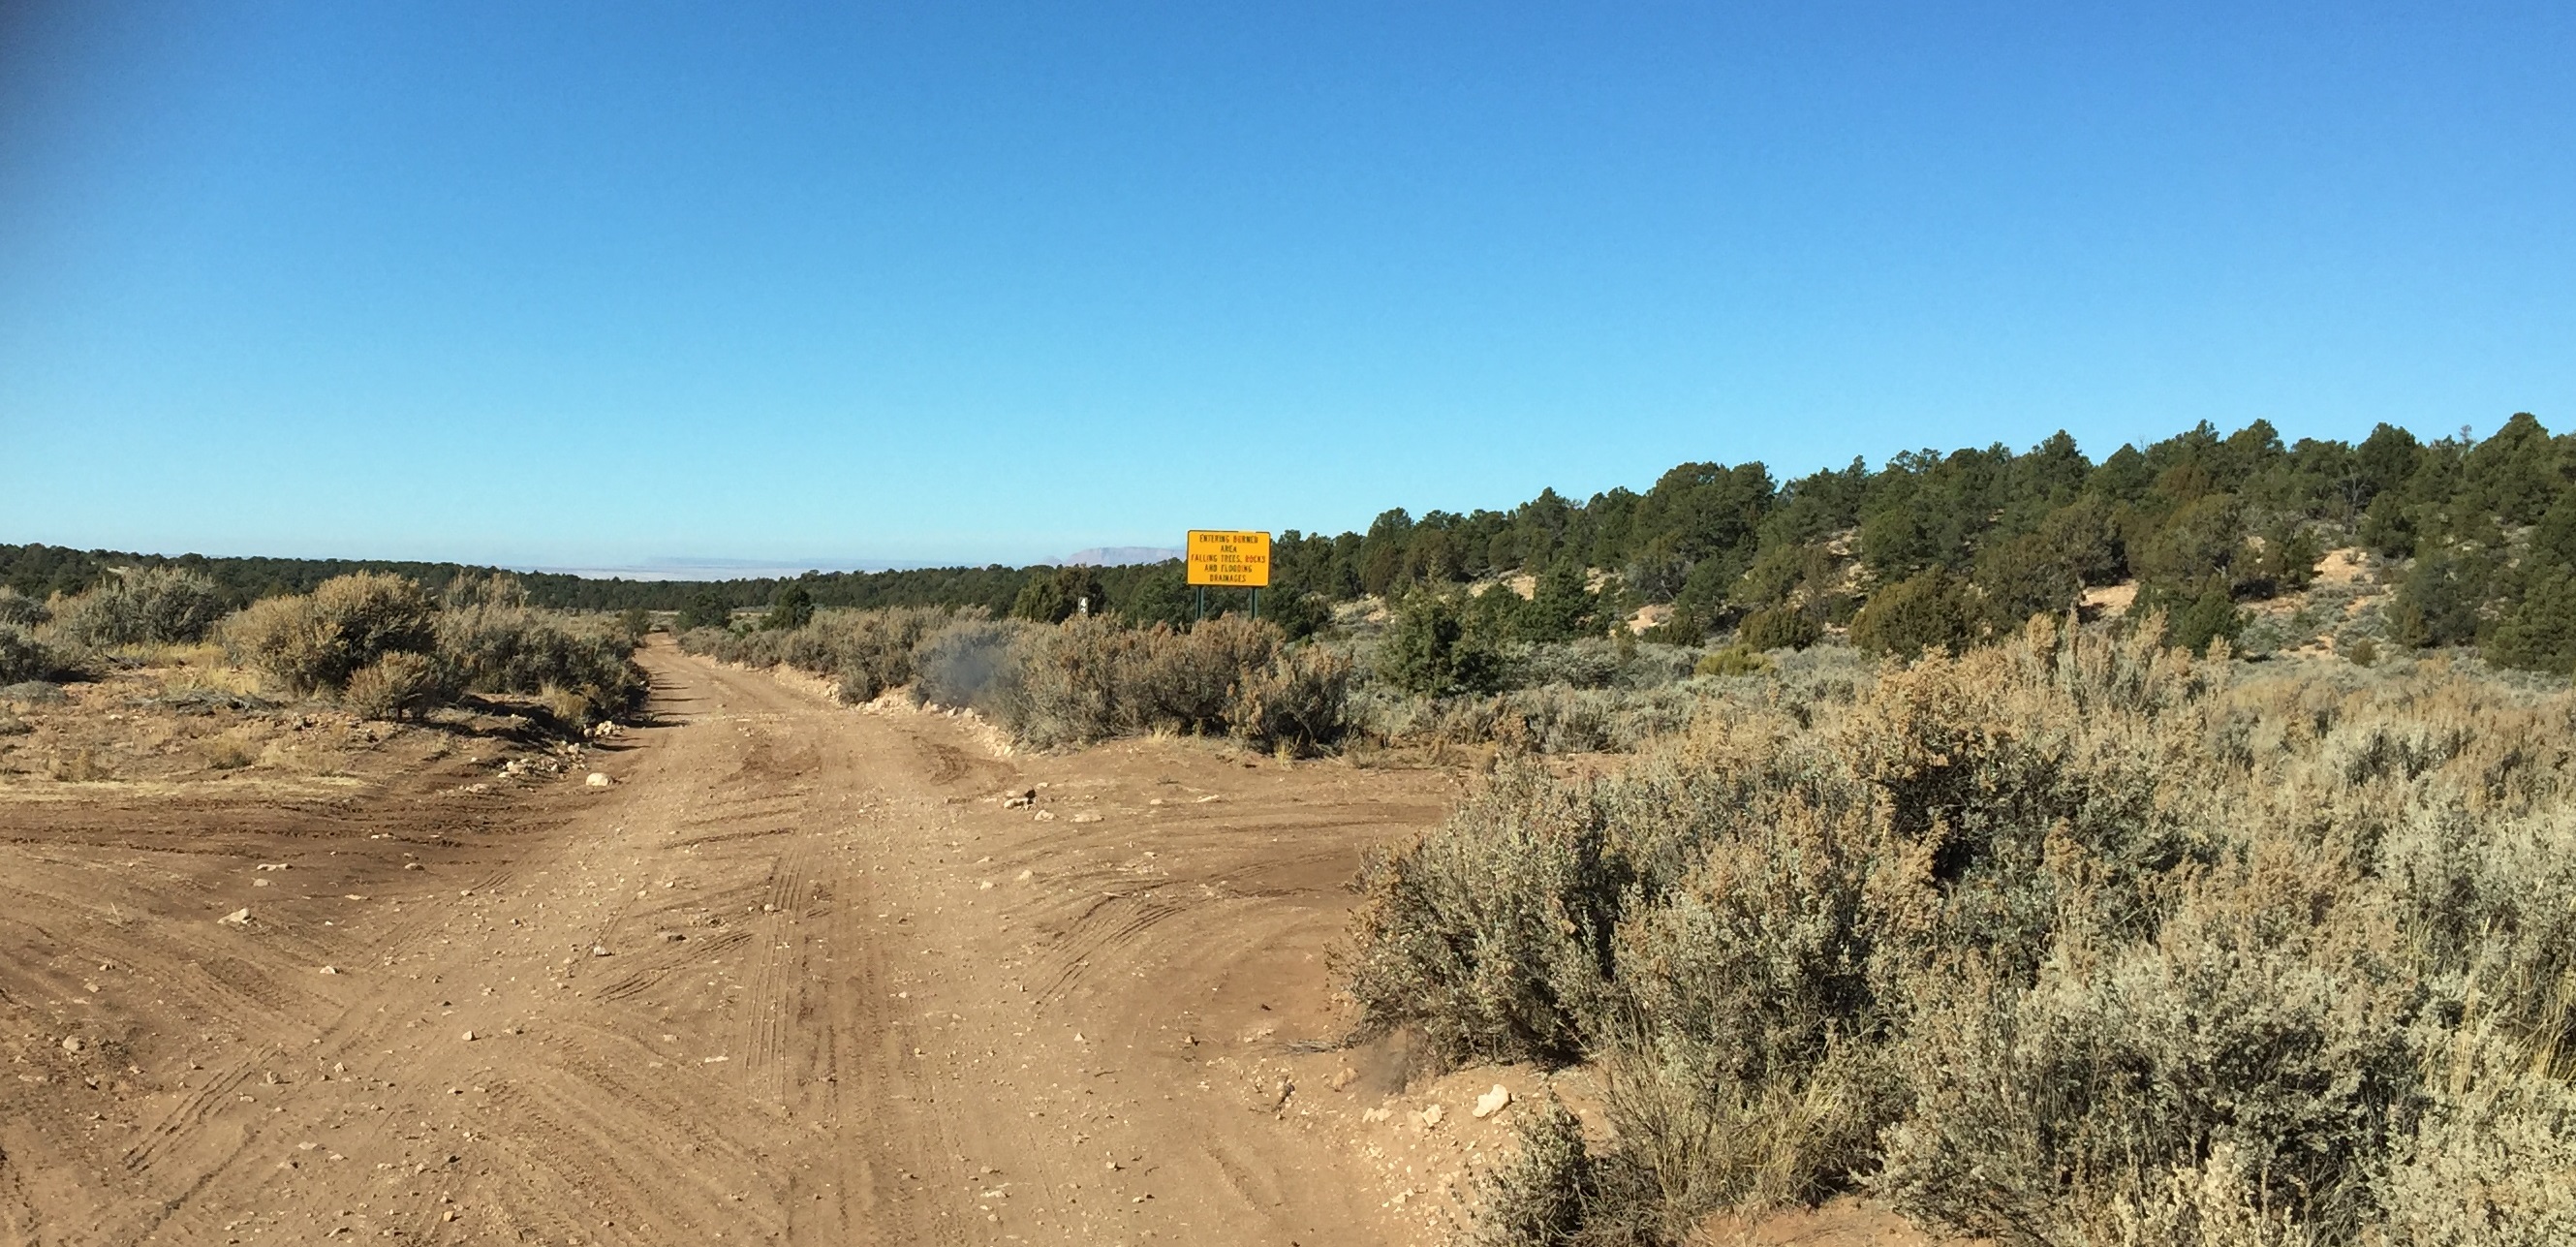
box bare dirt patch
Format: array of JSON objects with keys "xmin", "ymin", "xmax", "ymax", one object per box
[{"xmin": 0, "ymin": 639, "xmax": 1950, "ymax": 1244}]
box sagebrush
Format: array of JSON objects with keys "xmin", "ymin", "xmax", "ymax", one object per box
[{"xmin": 1344, "ymin": 615, "xmax": 2576, "ymax": 1244}]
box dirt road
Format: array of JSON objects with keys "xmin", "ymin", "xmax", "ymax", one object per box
[{"xmin": 0, "ymin": 642, "xmax": 1494, "ymax": 1245}]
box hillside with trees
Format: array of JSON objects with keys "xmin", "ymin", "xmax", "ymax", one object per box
[{"xmin": 11, "ymin": 413, "xmax": 2573, "ymax": 674}]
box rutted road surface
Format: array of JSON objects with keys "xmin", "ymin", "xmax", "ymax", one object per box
[{"xmin": 0, "ymin": 641, "xmax": 1476, "ymax": 1245}]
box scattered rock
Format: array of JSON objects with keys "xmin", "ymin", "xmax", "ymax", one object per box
[
  {"xmin": 1033, "ymin": 810, "xmax": 1056, "ymax": 822},
  {"xmin": 1474, "ymin": 1084, "xmax": 1512, "ymax": 1119},
  {"xmin": 403, "ymin": 862, "xmax": 423, "ymax": 871},
  {"xmin": 591, "ymin": 945, "xmax": 611, "ymax": 957},
  {"xmin": 219, "ymin": 908, "xmax": 251, "ymax": 925},
  {"xmin": 1361, "ymin": 1106, "xmax": 1392, "ymax": 1123},
  {"xmin": 60, "ymin": 1037, "xmax": 83, "ymax": 1055},
  {"xmin": 1328, "ymin": 1066, "xmax": 1357, "ymax": 1092},
  {"xmin": 585, "ymin": 772, "xmax": 611, "ymax": 788},
  {"xmin": 255, "ymin": 862, "xmax": 290, "ymax": 871},
  {"xmin": 1418, "ymin": 1104, "xmax": 1444, "ymax": 1130},
  {"xmin": 1002, "ymin": 789, "xmax": 1038, "ymax": 808}
]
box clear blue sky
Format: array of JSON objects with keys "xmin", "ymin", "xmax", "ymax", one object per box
[{"xmin": 4, "ymin": 3, "xmax": 2570, "ymax": 570}]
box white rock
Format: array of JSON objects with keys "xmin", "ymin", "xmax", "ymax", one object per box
[
  {"xmin": 1033, "ymin": 810, "xmax": 1056, "ymax": 822},
  {"xmin": 1474, "ymin": 1084, "xmax": 1512, "ymax": 1118},
  {"xmin": 318, "ymin": 965, "xmax": 338, "ymax": 975},
  {"xmin": 585, "ymin": 772, "xmax": 611, "ymax": 788},
  {"xmin": 219, "ymin": 908, "xmax": 252, "ymax": 925},
  {"xmin": 1361, "ymin": 1106, "xmax": 1392, "ymax": 1123},
  {"xmin": 1070, "ymin": 812, "xmax": 1102, "ymax": 824},
  {"xmin": 1418, "ymin": 1104, "xmax": 1444, "ymax": 1129},
  {"xmin": 60, "ymin": 1037, "xmax": 83, "ymax": 1054},
  {"xmin": 591, "ymin": 945, "xmax": 611, "ymax": 956},
  {"xmin": 462, "ymin": 1031, "xmax": 477, "ymax": 1042},
  {"xmin": 1016, "ymin": 868, "xmax": 1034, "ymax": 883}
]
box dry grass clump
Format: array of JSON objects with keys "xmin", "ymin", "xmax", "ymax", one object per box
[
  {"xmin": 219, "ymin": 573, "xmax": 639, "ymax": 724},
  {"xmin": 1003, "ymin": 615, "xmax": 1350, "ymax": 752},
  {"xmin": 436, "ymin": 601, "xmax": 643, "ymax": 718},
  {"xmin": 1346, "ymin": 614, "xmax": 2576, "ymax": 1245},
  {"xmin": 223, "ymin": 573, "xmax": 438, "ymax": 695},
  {"xmin": 340, "ymin": 651, "xmax": 453, "ymax": 721},
  {"xmin": 0, "ymin": 587, "xmax": 49, "ymax": 628},
  {"xmin": 48, "ymin": 567, "xmax": 227, "ymax": 648},
  {"xmin": 1342, "ymin": 636, "xmax": 1866, "ymax": 757},
  {"xmin": 684, "ymin": 608, "xmax": 1354, "ymax": 754},
  {"xmin": 680, "ymin": 606, "xmax": 959, "ymax": 702}
]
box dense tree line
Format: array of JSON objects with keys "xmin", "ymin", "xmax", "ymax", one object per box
[
  {"xmin": 1285, "ymin": 414, "xmax": 2576, "ymax": 673},
  {"xmin": 11, "ymin": 412, "xmax": 2572, "ymax": 671}
]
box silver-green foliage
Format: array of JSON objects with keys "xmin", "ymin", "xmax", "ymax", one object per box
[
  {"xmin": 1348, "ymin": 617, "xmax": 2576, "ymax": 1244},
  {"xmin": 51, "ymin": 567, "xmax": 227, "ymax": 646}
]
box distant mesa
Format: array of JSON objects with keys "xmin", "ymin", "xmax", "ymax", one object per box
[{"xmin": 1053, "ymin": 547, "xmax": 1183, "ymax": 567}]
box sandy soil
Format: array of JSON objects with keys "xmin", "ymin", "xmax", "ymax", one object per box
[
  {"xmin": 0, "ymin": 640, "xmax": 1536, "ymax": 1245},
  {"xmin": 0, "ymin": 640, "xmax": 1961, "ymax": 1246}
]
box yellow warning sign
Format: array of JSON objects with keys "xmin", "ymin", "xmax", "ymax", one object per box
[{"xmin": 1186, "ymin": 530, "xmax": 1272, "ymax": 587}]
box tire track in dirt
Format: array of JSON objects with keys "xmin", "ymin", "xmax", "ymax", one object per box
[{"xmin": 0, "ymin": 640, "xmax": 1468, "ymax": 1246}]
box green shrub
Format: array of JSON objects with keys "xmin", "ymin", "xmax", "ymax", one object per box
[
  {"xmin": 1847, "ymin": 568, "xmax": 1983, "ymax": 657},
  {"xmin": 762, "ymin": 584, "xmax": 815, "ymax": 631},
  {"xmin": 677, "ymin": 590, "xmax": 732, "ymax": 632},
  {"xmin": 0, "ymin": 587, "xmax": 48, "ymax": 628},
  {"xmin": 1380, "ymin": 595, "xmax": 1504, "ymax": 696},
  {"xmin": 340, "ymin": 651, "xmax": 456, "ymax": 721},
  {"xmin": 51, "ymin": 567, "xmax": 227, "ymax": 646},
  {"xmin": 1692, "ymin": 645, "xmax": 1767, "ymax": 677},
  {"xmin": 825, "ymin": 607, "xmax": 954, "ymax": 702},
  {"xmin": 223, "ymin": 573, "xmax": 438, "ymax": 694},
  {"xmin": 1011, "ymin": 566, "xmax": 1105, "ymax": 624},
  {"xmin": 1735, "ymin": 604, "xmax": 1820, "ymax": 652},
  {"xmin": 0, "ymin": 623, "xmax": 55, "ymax": 683}
]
